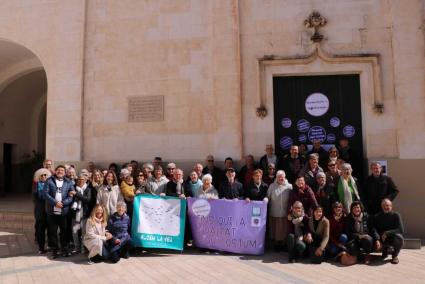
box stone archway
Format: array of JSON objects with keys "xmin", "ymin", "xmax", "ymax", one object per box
[{"xmin": 0, "ymin": 39, "xmax": 47, "ymax": 195}]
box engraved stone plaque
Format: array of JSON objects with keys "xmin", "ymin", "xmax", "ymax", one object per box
[{"xmin": 128, "ymin": 96, "xmax": 164, "ymax": 122}]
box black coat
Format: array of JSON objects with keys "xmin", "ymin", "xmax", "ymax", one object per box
[
  {"xmin": 244, "ymin": 181, "xmax": 268, "ymax": 201},
  {"xmin": 345, "ymin": 212, "xmax": 375, "ymax": 241},
  {"xmin": 166, "ymin": 180, "xmax": 192, "ymax": 197},
  {"xmin": 277, "ymin": 154, "xmax": 305, "ymax": 184},
  {"xmin": 72, "ymin": 184, "xmax": 92, "ymax": 219},
  {"xmin": 219, "ymin": 180, "xmax": 244, "ymax": 199},
  {"xmin": 363, "ymin": 174, "xmax": 399, "ymax": 215}
]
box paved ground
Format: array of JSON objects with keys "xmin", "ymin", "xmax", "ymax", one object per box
[{"xmin": 0, "ymin": 228, "xmax": 424, "ymax": 284}]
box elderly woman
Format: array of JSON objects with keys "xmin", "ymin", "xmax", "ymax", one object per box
[
  {"xmin": 106, "ymin": 202, "xmax": 132, "ymax": 263},
  {"xmin": 300, "ymin": 154, "xmax": 324, "ymax": 188},
  {"xmin": 305, "ymin": 206, "xmax": 329, "ymax": 264},
  {"xmin": 97, "ymin": 170, "xmax": 124, "ymax": 216},
  {"xmin": 33, "ymin": 168, "xmax": 52, "ymax": 253},
  {"xmin": 148, "ymin": 166, "xmax": 169, "ymax": 195},
  {"xmin": 267, "ymin": 170, "xmax": 292, "ymax": 251},
  {"xmin": 287, "ymin": 201, "xmax": 309, "ymax": 263},
  {"xmin": 84, "ymin": 205, "xmax": 113, "ymax": 264},
  {"xmin": 196, "ymin": 174, "xmax": 219, "ymax": 199},
  {"xmin": 69, "ymin": 174, "xmax": 92, "ymax": 254},
  {"xmin": 66, "ymin": 167, "xmax": 78, "ymax": 185},
  {"xmin": 337, "ymin": 163, "xmax": 361, "ymax": 214}
]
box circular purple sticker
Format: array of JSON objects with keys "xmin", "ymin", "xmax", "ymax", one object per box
[
  {"xmin": 280, "ymin": 136, "xmax": 293, "ymax": 150},
  {"xmin": 308, "ymin": 126, "xmax": 327, "ymax": 143},
  {"xmin": 343, "ymin": 125, "xmax": 355, "ymax": 138},
  {"xmin": 281, "ymin": 117, "xmax": 292, "ymax": 128},
  {"xmin": 297, "ymin": 119, "xmax": 311, "ymax": 133},
  {"xmin": 327, "ymin": 133, "xmax": 336, "ymax": 143},
  {"xmin": 298, "ymin": 134, "xmax": 307, "ymax": 143},
  {"xmin": 330, "ymin": 117, "xmax": 340, "ymax": 128}
]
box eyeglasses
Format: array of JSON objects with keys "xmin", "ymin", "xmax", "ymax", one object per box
[
  {"xmin": 138, "ymin": 174, "xmax": 144, "ymax": 177},
  {"xmin": 328, "ymin": 164, "xmax": 336, "ymax": 167},
  {"xmin": 167, "ymin": 168, "xmax": 175, "ymax": 170},
  {"xmin": 41, "ymin": 174, "xmax": 47, "ymax": 177}
]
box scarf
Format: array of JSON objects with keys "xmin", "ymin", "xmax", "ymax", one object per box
[
  {"xmin": 291, "ymin": 210, "xmax": 305, "ymax": 238},
  {"xmin": 338, "ymin": 176, "xmax": 360, "ymax": 214},
  {"xmin": 353, "ymin": 212, "xmax": 364, "ymax": 234}
]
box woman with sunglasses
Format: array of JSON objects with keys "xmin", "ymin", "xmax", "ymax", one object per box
[{"xmin": 32, "ymin": 168, "xmax": 52, "ymax": 254}]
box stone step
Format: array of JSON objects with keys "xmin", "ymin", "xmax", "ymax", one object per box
[
  {"xmin": 0, "ymin": 212, "xmax": 34, "ymax": 231},
  {"xmin": 403, "ymin": 238, "xmax": 422, "ymax": 249}
]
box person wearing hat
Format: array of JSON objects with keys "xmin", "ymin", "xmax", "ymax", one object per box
[
  {"xmin": 219, "ymin": 167, "xmax": 244, "ymax": 199},
  {"xmin": 33, "ymin": 168, "xmax": 52, "ymax": 254}
]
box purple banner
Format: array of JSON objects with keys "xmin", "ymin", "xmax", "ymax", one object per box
[{"xmin": 187, "ymin": 198, "xmax": 267, "ymax": 255}]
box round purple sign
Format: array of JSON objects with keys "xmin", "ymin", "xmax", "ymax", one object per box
[
  {"xmin": 327, "ymin": 133, "xmax": 336, "ymax": 143},
  {"xmin": 343, "ymin": 125, "xmax": 355, "ymax": 138},
  {"xmin": 308, "ymin": 126, "xmax": 327, "ymax": 143},
  {"xmin": 281, "ymin": 117, "xmax": 292, "ymax": 128},
  {"xmin": 298, "ymin": 134, "xmax": 307, "ymax": 143},
  {"xmin": 330, "ymin": 117, "xmax": 340, "ymax": 128},
  {"xmin": 297, "ymin": 119, "xmax": 311, "ymax": 133},
  {"xmin": 280, "ymin": 136, "xmax": 293, "ymax": 150}
]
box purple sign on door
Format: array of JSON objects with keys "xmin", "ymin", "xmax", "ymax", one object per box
[{"xmin": 188, "ymin": 198, "xmax": 267, "ymax": 255}]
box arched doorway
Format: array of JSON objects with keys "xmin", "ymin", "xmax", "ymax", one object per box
[{"xmin": 0, "ymin": 39, "xmax": 47, "ymax": 196}]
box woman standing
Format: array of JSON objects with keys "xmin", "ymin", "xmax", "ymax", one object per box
[
  {"xmin": 266, "ymin": 170, "xmax": 292, "ymax": 251},
  {"xmin": 196, "ymin": 174, "xmax": 219, "ymax": 199},
  {"xmin": 337, "ymin": 163, "xmax": 361, "ymax": 214},
  {"xmin": 96, "ymin": 170, "xmax": 123, "ymax": 216},
  {"xmin": 88, "ymin": 169, "xmax": 103, "ymax": 215},
  {"xmin": 33, "ymin": 168, "xmax": 52, "ymax": 253},
  {"xmin": 120, "ymin": 175, "xmax": 136, "ymax": 220},
  {"xmin": 69, "ymin": 174, "xmax": 91, "ymax": 254}
]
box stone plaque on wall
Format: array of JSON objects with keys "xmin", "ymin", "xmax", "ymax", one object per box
[{"xmin": 128, "ymin": 96, "xmax": 164, "ymax": 122}]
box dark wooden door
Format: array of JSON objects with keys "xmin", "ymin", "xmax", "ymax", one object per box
[{"xmin": 273, "ymin": 75, "xmax": 364, "ymax": 179}]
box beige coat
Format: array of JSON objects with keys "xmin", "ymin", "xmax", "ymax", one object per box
[
  {"xmin": 308, "ymin": 216, "xmax": 330, "ymax": 251},
  {"xmin": 83, "ymin": 218, "xmax": 107, "ymax": 258},
  {"xmin": 96, "ymin": 185, "xmax": 123, "ymax": 216}
]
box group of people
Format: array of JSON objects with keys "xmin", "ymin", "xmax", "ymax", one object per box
[{"xmin": 32, "ymin": 139, "xmax": 404, "ymax": 265}]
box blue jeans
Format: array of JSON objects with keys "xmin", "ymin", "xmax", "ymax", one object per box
[{"xmin": 327, "ymin": 234, "xmax": 348, "ymax": 256}]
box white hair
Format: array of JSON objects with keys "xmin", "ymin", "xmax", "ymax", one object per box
[
  {"xmin": 202, "ymin": 174, "xmax": 213, "ymax": 183},
  {"xmin": 276, "ymin": 170, "xmax": 286, "ymax": 177},
  {"xmin": 341, "ymin": 163, "xmax": 352, "ymax": 171},
  {"xmin": 33, "ymin": 168, "xmax": 52, "ymax": 182}
]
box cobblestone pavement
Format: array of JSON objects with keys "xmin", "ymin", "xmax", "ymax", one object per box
[{"xmin": 0, "ymin": 228, "xmax": 424, "ymax": 284}]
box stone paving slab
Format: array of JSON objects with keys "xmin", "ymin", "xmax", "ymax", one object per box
[{"xmin": 0, "ymin": 228, "xmax": 424, "ymax": 284}]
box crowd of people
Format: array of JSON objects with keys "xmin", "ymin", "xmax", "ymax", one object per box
[{"xmin": 32, "ymin": 139, "xmax": 403, "ymax": 265}]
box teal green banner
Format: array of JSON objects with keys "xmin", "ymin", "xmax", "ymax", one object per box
[{"xmin": 131, "ymin": 194, "xmax": 186, "ymax": 251}]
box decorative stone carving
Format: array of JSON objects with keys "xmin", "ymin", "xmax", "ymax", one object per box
[
  {"xmin": 304, "ymin": 11, "xmax": 327, "ymax": 42},
  {"xmin": 256, "ymin": 105, "xmax": 267, "ymax": 119}
]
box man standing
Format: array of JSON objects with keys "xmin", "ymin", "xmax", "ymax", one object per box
[
  {"xmin": 372, "ymin": 199, "xmax": 404, "ymax": 264},
  {"xmin": 166, "ymin": 169, "xmax": 190, "ymax": 198},
  {"xmin": 277, "ymin": 145, "xmax": 304, "ymax": 184},
  {"xmin": 202, "ymin": 155, "xmax": 223, "ymax": 189},
  {"xmin": 363, "ymin": 162, "xmax": 399, "ymax": 215},
  {"xmin": 259, "ymin": 144, "xmax": 277, "ymax": 176},
  {"xmin": 219, "ymin": 168, "xmax": 244, "ymax": 199},
  {"xmin": 44, "ymin": 165, "xmax": 75, "ymax": 258}
]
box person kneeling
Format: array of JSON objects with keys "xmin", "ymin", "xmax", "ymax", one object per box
[
  {"xmin": 287, "ymin": 201, "xmax": 309, "ymax": 263},
  {"xmin": 372, "ymin": 199, "xmax": 404, "ymax": 264},
  {"xmin": 106, "ymin": 202, "xmax": 132, "ymax": 263},
  {"xmin": 84, "ymin": 205, "xmax": 113, "ymax": 264},
  {"xmin": 305, "ymin": 206, "xmax": 329, "ymax": 264}
]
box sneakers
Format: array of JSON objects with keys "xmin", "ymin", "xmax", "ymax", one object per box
[
  {"xmin": 391, "ymin": 256, "xmax": 399, "ymax": 264},
  {"xmin": 87, "ymin": 258, "xmax": 94, "ymax": 265}
]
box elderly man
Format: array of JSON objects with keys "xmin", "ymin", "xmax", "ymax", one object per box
[
  {"xmin": 166, "ymin": 168, "xmax": 191, "ymax": 198},
  {"xmin": 363, "ymin": 162, "xmax": 399, "ymax": 215},
  {"xmin": 259, "ymin": 144, "xmax": 277, "ymax": 176},
  {"xmin": 372, "ymin": 199, "xmax": 404, "ymax": 264},
  {"xmin": 219, "ymin": 168, "xmax": 244, "ymax": 199},
  {"xmin": 277, "ymin": 145, "xmax": 305, "ymax": 184},
  {"xmin": 308, "ymin": 140, "xmax": 328, "ymax": 168},
  {"xmin": 312, "ymin": 172, "xmax": 336, "ymax": 217},
  {"xmin": 238, "ymin": 154, "xmax": 260, "ymax": 187},
  {"xmin": 165, "ymin": 162, "xmax": 176, "ymax": 180},
  {"xmin": 202, "ymin": 155, "xmax": 223, "ymax": 189}
]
